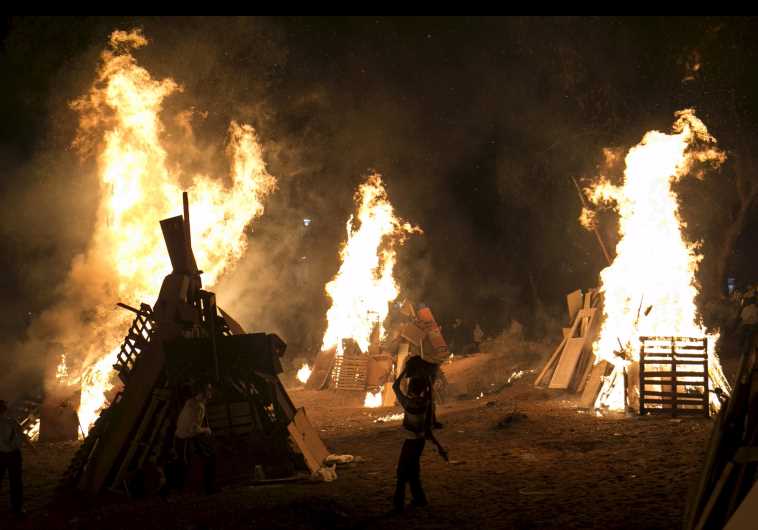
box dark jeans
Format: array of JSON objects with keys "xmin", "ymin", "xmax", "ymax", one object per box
[
  {"xmin": 394, "ymin": 438, "xmax": 427, "ymax": 509},
  {"xmin": 173, "ymin": 435, "xmax": 216, "ymax": 494},
  {"xmin": 0, "ymin": 450, "xmax": 23, "ymax": 513}
]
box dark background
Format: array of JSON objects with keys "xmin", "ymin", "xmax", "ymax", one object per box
[{"xmin": 2, "ymin": 16, "xmax": 757, "ymax": 359}]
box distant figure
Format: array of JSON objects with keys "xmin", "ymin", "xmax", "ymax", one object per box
[
  {"xmin": 174, "ymin": 381, "xmax": 217, "ymax": 495},
  {"xmin": 0, "ymin": 400, "xmax": 25, "ymax": 517},
  {"xmin": 392, "ymin": 367, "xmax": 447, "ymax": 513},
  {"xmin": 472, "ymin": 322, "xmax": 484, "ymax": 353}
]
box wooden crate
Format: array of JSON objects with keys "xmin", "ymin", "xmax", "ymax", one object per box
[{"xmin": 639, "ymin": 336, "xmax": 708, "ymax": 417}]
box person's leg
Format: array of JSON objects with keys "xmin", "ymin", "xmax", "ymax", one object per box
[
  {"xmin": 394, "ymin": 440, "xmax": 413, "ymax": 510},
  {"xmin": 0, "ymin": 451, "xmax": 8, "ymax": 501},
  {"xmin": 203, "ymin": 452, "xmax": 217, "ymax": 494},
  {"xmin": 408, "ymin": 439, "xmax": 427, "ymax": 506},
  {"xmin": 8, "ymin": 450, "xmax": 23, "ymax": 514}
]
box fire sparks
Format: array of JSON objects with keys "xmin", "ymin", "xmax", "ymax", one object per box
[
  {"xmin": 580, "ymin": 109, "xmax": 729, "ymax": 411},
  {"xmin": 321, "ymin": 174, "xmax": 420, "ymax": 355},
  {"xmin": 364, "ymin": 389, "xmax": 384, "ymax": 408},
  {"xmin": 296, "ymin": 363, "xmax": 312, "ymax": 384},
  {"xmin": 69, "ymin": 29, "xmax": 276, "ymax": 434},
  {"xmin": 55, "ymin": 354, "xmax": 69, "ymax": 384}
]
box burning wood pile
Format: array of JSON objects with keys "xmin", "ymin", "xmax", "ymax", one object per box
[
  {"xmin": 537, "ymin": 110, "xmax": 730, "ymax": 416},
  {"xmin": 59, "ymin": 195, "xmax": 329, "ymax": 496},
  {"xmin": 298, "ymin": 175, "xmax": 448, "ymax": 407}
]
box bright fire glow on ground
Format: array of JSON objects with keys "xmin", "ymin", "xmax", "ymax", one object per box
[
  {"xmin": 364, "ymin": 389, "xmax": 384, "ymax": 408},
  {"xmin": 373, "ymin": 412, "xmax": 404, "ymax": 423},
  {"xmin": 70, "ymin": 29, "xmax": 276, "ymax": 434},
  {"xmin": 580, "ymin": 109, "xmax": 730, "ymax": 411}
]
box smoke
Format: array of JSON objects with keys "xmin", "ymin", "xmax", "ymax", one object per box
[{"xmin": 1, "ymin": 17, "xmax": 730, "ymax": 400}]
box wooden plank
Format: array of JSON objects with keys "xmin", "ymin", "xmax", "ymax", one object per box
[
  {"xmin": 641, "ymin": 359, "xmax": 707, "ymax": 366},
  {"xmin": 695, "ymin": 462, "xmax": 735, "ymax": 530},
  {"xmin": 640, "ymin": 371, "xmax": 706, "ymax": 378},
  {"xmin": 725, "ymin": 480, "xmax": 758, "ymax": 530},
  {"xmin": 287, "ymin": 408, "xmax": 329, "ymax": 475},
  {"xmin": 79, "ymin": 340, "xmax": 167, "ymax": 494},
  {"xmin": 549, "ymin": 337, "xmax": 585, "ymax": 389},
  {"xmin": 534, "ymin": 337, "xmax": 566, "ymax": 387},
  {"xmin": 400, "ymin": 322, "xmax": 425, "ymax": 347},
  {"xmin": 567, "ymin": 290, "xmax": 583, "ymax": 322},
  {"xmin": 579, "ymin": 360, "xmax": 611, "ymax": 408}
]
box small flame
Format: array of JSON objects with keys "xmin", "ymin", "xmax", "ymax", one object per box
[
  {"xmin": 27, "ymin": 419, "xmax": 41, "ymax": 442},
  {"xmin": 364, "ymin": 389, "xmax": 383, "ymax": 408},
  {"xmin": 374, "ymin": 412, "xmax": 403, "ymax": 423},
  {"xmin": 296, "ymin": 363, "xmax": 312, "ymax": 384},
  {"xmin": 56, "ymin": 354, "xmax": 69, "ymax": 384}
]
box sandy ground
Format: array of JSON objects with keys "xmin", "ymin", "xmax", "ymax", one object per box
[{"xmin": 0, "ymin": 351, "xmax": 721, "ymax": 530}]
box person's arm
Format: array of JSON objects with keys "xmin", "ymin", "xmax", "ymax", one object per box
[
  {"xmin": 393, "ymin": 368, "xmax": 410, "ymax": 409},
  {"xmin": 194, "ymin": 403, "xmax": 211, "ymax": 436}
]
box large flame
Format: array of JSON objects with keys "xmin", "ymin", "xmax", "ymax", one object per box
[
  {"xmin": 69, "ymin": 29, "xmax": 276, "ymax": 434},
  {"xmin": 581, "ymin": 109, "xmax": 729, "ymax": 411},
  {"xmin": 321, "ymin": 174, "xmax": 419, "ymax": 355}
]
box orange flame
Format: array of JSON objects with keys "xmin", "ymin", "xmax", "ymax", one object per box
[
  {"xmin": 321, "ymin": 174, "xmax": 420, "ymax": 355},
  {"xmin": 296, "ymin": 363, "xmax": 312, "ymax": 384},
  {"xmin": 364, "ymin": 389, "xmax": 383, "ymax": 408},
  {"xmin": 581, "ymin": 109, "xmax": 729, "ymax": 411},
  {"xmin": 70, "ymin": 29, "xmax": 276, "ymax": 434}
]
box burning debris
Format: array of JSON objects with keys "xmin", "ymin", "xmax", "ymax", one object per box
[
  {"xmin": 537, "ymin": 110, "xmax": 730, "ymax": 416},
  {"xmin": 32, "ymin": 28, "xmax": 277, "ymax": 438},
  {"xmin": 308, "ymin": 175, "xmax": 427, "ymax": 405},
  {"xmin": 60, "ymin": 194, "xmax": 330, "ymax": 496}
]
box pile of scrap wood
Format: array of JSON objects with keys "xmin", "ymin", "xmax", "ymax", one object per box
[
  {"xmin": 305, "ymin": 301, "xmax": 450, "ymax": 406},
  {"xmin": 60, "ymin": 194, "xmax": 330, "ymax": 497},
  {"xmin": 535, "ymin": 289, "xmax": 607, "ymax": 404},
  {"xmin": 685, "ymin": 330, "xmax": 758, "ymax": 530}
]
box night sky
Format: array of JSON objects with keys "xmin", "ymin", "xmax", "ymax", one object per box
[{"xmin": 2, "ymin": 16, "xmax": 758, "ymax": 361}]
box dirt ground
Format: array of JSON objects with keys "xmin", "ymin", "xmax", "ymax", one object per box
[{"xmin": 0, "ymin": 350, "xmax": 725, "ymax": 530}]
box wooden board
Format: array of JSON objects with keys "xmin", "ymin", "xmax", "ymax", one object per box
[
  {"xmin": 579, "ymin": 360, "xmax": 611, "ymax": 408},
  {"xmin": 725, "ymin": 481, "xmax": 758, "ymax": 530},
  {"xmin": 305, "ymin": 349, "xmax": 336, "ymax": 390},
  {"xmin": 534, "ymin": 337, "xmax": 566, "ymax": 387},
  {"xmin": 549, "ymin": 337, "xmax": 586, "ymax": 389},
  {"xmin": 400, "ymin": 322, "xmax": 425, "ymax": 347},
  {"xmin": 566, "ymin": 289, "xmax": 583, "ymax": 322},
  {"xmin": 287, "ymin": 407, "xmax": 330, "ymax": 475}
]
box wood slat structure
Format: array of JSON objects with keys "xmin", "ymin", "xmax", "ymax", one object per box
[
  {"xmin": 685, "ymin": 330, "xmax": 758, "ymax": 530},
  {"xmin": 639, "ymin": 336, "xmax": 708, "ymax": 417},
  {"xmin": 331, "ymin": 351, "xmax": 369, "ymax": 391}
]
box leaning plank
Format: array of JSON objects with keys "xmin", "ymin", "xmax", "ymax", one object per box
[
  {"xmin": 549, "ymin": 337, "xmax": 585, "ymax": 389},
  {"xmin": 725, "ymin": 480, "xmax": 758, "ymax": 530},
  {"xmin": 534, "ymin": 337, "xmax": 567, "ymax": 387},
  {"xmin": 579, "ymin": 360, "xmax": 610, "ymax": 409}
]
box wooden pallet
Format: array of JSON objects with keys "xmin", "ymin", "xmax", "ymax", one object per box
[
  {"xmin": 639, "ymin": 336, "xmax": 708, "ymax": 417},
  {"xmin": 332, "ymin": 353, "xmax": 368, "ymax": 391}
]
